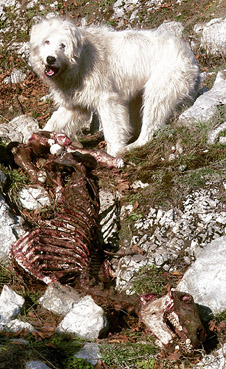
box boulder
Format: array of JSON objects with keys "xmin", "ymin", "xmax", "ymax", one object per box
[
  {"xmin": 25, "ymin": 362, "xmax": 52, "ymax": 369},
  {"xmin": 176, "ymin": 236, "xmax": 226, "ymax": 314},
  {"xmin": 39, "ymin": 282, "xmax": 81, "ymax": 316},
  {"xmin": 0, "ymin": 115, "xmax": 39, "ymax": 144},
  {"xmin": 57, "ymin": 295, "xmax": 108, "ymax": 339},
  {"xmin": 195, "ymin": 343, "xmax": 226, "ymax": 369},
  {"xmin": 0, "ymin": 285, "xmax": 24, "ymax": 327},
  {"xmin": 195, "ymin": 18, "xmax": 226, "ymax": 55},
  {"xmin": 178, "ymin": 71, "xmax": 226, "ymax": 125},
  {"xmin": 75, "ymin": 343, "xmax": 101, "ymax": 366},
  {"xmin": 0, "ymin": 192, "xmax": 25, "ymax": 259},
  {"xmin": 18, "ymin": 185, "xmax": 51, "ymax": 210}
]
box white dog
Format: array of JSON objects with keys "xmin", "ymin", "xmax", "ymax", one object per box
[{"xmin": 30, "ymin": 16, "xmax": 200, "ymax": 157}]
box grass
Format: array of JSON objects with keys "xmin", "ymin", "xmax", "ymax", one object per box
[
  {"xmin": 0, "ymin": 332, "xmax": 94, "ymax": 369},
  {"xmin": 101, "ymin": 342, "xmax": 158, "ymax": 369},
  {"xmin": 131, "ymin": 265, "xmax": 169, "ymax": 296}
]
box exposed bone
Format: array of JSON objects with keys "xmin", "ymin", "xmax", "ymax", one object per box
[
  {"xmin": 10, "ymin": 132, "xmax": 102, "ymax": 285},
  {"xmin": 140, "ymin": 290, "xmax": 206, "ymax": 353}
]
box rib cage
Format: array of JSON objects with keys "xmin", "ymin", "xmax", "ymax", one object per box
[{"xmin": 10, "ymin": 143, "xmax": 100, "ymax": 285}]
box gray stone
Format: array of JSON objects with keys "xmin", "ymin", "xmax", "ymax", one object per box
[
  {"xmin": 3, "ymin": 68, "xmax": 26, "ymax": 84},
  {"xmin": 195, "ymin": 18, "xmax": 226, "ymax": 55},
  {"xmin": 18, "ymin": 185, "xmax": 51, "ymax": 210},
  {"xmin": 39, "ymin": 282, "xmax": 81, "ymax": 315},
  {"xmin": 75, "ymin": 343, "xmax": 101, "ymax": 365},
  {"xmin": 0, "ymin": 170, "xmax": 7, "ymax": 185},
  {"xmin": 57, "ymin": 295, "xmax": 108, "ymax": 339},
  {"xmin": 208, "ymin": 121, "xmax": 226, "ymax": 144},
  {"xmin": 25, "ymin": 361, "xmax": 52, "ymax": 369},
  {"xmin": 0, "ymin": 286, "xmax": 24, "ymax": 327},
  {"xmin": 115, "ymin": 187, "xmax": 226, "ymax": 293},
  {"xmin": 0, "ymin": 192, "xmax": 25, "ymax": 259},
  {"xmin": 176, "ymin": 236, "xmax": 226, "ymax": 314},
  {"xmin": 6, "ymin": 319, "xmax": 35, "ymax": 332},
  {"xmin": 178, "ymin": 71, "xmax": 226, "ymax": 125},
  {"xmin": 157, "ymin": 21, "xmax": 184, "ymax": 37},
  {"xmin": 0, "ymin": 115, "xmax": 39, "ymax": 144},
  {"xmin": 195, "ymin": 343, "xmax": 226, "ymax": 369}
]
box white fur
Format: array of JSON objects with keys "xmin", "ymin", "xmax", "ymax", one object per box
[{"xmin": 30, "ymin": 16, "xmax": 200, "ymax": 156}]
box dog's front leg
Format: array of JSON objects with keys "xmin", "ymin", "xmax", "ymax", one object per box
[
  {"xmin": 44, "ymin": 106, "xmax": 92, "ymax": 141},
  {"xmin": 98, "ymin": 98, "xmax": 131, "ymax": 157}
]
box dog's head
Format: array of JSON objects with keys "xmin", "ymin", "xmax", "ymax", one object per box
[{"xmin": 30, "ymin": 16, "xmax": 83, "ymax": 79}]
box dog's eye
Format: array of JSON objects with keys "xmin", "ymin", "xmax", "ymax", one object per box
[
  {"xmin": 60, "ymin": 43, "xmax": 65, "ymax": 49},
  {"xmin": 45, "ymin": 40, "xmax": 50, "ymax": 45}
]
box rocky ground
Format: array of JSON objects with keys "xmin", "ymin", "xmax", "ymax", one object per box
[{"xmin": 0, "ymin": 0, "xmax": 226, "ymax": 368}]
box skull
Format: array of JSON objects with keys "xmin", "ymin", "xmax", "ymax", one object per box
[{"xmin": 140, "ymin": 290, "xmax": 206, "ymax": 353}]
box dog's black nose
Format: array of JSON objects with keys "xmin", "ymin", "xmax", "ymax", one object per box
[{"xmin": 46, "ymin": 56, "xmax": 56, "ymax": 65}]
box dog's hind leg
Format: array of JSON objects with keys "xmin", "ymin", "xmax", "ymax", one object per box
[{"xmin": 126, "ymin": 66, "xmax": 199, "ymax": 152}]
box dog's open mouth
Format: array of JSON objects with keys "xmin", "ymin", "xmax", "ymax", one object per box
[{"xmin": 44, "ymin": 65, "xmax": 59, "ymax": 77}]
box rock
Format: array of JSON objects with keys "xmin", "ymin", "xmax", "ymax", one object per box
[
  {"xmin": 39, "ymin": 281, "xmax": 81, "ymax": 315},
  {"xmin": 194, "ymin": 18, "xmax": 226, "ymax": 55},
  {"xmin": 18, "ymin": 185, "xmax": 51, "ymax": 210},
  {"xmin": 178, "ymin": 71, "xmax": 226, "ymax": 125},
  {"xmin": 25, "ymin": 361, "xmax": 52, "ymax": 369},
  {"xmin": 75, "ymin": 343, "xmax": 101, "ymax": 365},
  {"xmin": 176, "ymin": 236, "xmax": 226, "ymax": 314},
  {"xmin": 57, "ymin": 295, "xmax": 108, "ymax": 339},
  {"xmin": 6, "ymin": 319, "xmax": 35, "ymax": 332},
  {"xmin": 157, "ymin": 21, "xmax": 184, "ymax": 37},
  {"xmin": 115, "ymin": 187, "xmax": 226, "ymax": 293},
  {"xmin": 0, "ymin": 192, "xmax": 25, "ymax": 259},
  {"xmin": 0, "ymin": 286, "xmax": 24, "ymax": 328},
  {"xmin": 195, "ymin": 343, "xmax": 226, "ymax": 369},
  {"xmin": 3, "ymin": 68, "xmax": 26, "ymax": 84},
  {"xmin": 131, "ymin": 180, "xmax": 149, "ymax": 190},
  {"xmin": 0, "ymin": 115, "xmax": 39, "ymax": 144},
  {"xmin": 208, "ymin": 121, "xmax": 226, "ymax": 144},
  {"xmin": 0, "ymin": 170, "xmax": 7, "ymax": 185}
]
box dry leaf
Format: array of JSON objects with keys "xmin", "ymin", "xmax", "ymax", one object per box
[{"xmin": 132, "ymin": 200, "xmax": 139, "ymax": 210}]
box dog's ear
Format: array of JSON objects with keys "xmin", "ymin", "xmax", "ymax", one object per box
[
  {"xmin": 64, "ymin": 21, "xmax": 84, "ymax": 63},
  {"xmin": 30, "ymin": 17, "xmax": 47, "ymax": 45}
]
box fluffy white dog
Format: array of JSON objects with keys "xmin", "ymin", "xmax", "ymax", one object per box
[{"xmin": 30, "ymin": 16, "xmax": 200, "ymax": 156}]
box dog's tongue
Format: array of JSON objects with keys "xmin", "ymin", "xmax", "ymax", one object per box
[{"xmin": 45, "ymin": 66, "xmax": 56, "ymax": 77}]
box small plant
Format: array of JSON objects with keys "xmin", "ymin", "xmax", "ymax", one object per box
[
  {"xmin": 63, "ymin": 357, "xmax": 94, "ymax": 369},
  {"xmin": 132, "ymin": 264, "xmax": 167, "ymax": 295}
]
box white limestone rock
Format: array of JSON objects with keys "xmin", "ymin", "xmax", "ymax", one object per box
[
  {"xmin": 0, "ymin": 115, "xmax": 39, "ymax": 144},
  {"xmin": 195, "ymin": 18, "xmax": 226, "ymax": 55},
  {"xmin": 39, "ymin": 282, "xmax": 81, "ymax": 316},
  {"xmin": 18, "ymin": 185, "xmax": 51, "ymax": 210},
  {"xmin": 25, "ymin": 362, "xmax": 52, "ymax": 369},
  {"xmin": 0, "ymin": 286, "xmax": 24, "ymax": 328},
  {"xmin": 75, "ymin": 343, "xmax": 101, "ymax": 366},
  {"xmin": 178, "ymin": 71, "xmax": 226, "ymax": 125},
  {"xmin": 208, "ymin": 121, "xmax": 226, "ymax": 144},
  {"xmin": 3, "ymin": 68, "xmax": 26, "ymax": 84},
  {"xmin": 0, "ymin": 192, "xmax": 25, "ymax": 259},
  {"xmin": 177, "ymin": 236, "xmax": 226, "ymax": 314},
  {"xmin": 6, "ymin": 319, "xmax": 35, "ymax": 332},
  {"xmin": 195, "ymin": 343, "xmax": 226, "ymax": 369},
  {"xmin": 157, "ymin": 21, "xmax": 184, "ymax": 37},
  {"xmin": 57, "ymin": 295, "xmax": 108, "ymax": 339}
]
